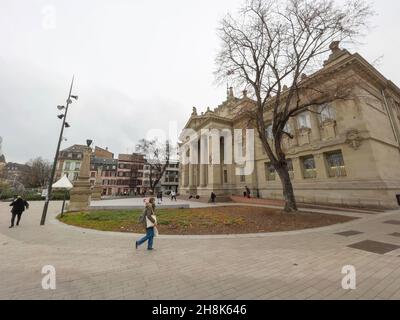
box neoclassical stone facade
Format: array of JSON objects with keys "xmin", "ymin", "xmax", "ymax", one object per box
[{"xmin": 179, "ymin": 45, "xmax": 400, "ymax": 209}]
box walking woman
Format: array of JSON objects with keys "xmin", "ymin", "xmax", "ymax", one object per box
[{"xmin": 136, "ymin": 198, "xmax": 158, "ymax": 251}]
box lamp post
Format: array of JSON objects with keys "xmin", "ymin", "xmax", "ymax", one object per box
[{"xmin": 40, "ymin": 76, "xmax": 78, "ymax": 226}]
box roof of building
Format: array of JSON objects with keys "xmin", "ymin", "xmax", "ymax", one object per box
[
  {"xmin": 94, "ymin": 146, "xmax": 114, "ymax": 159},
  {"xmin": 60, "ymin": 144, "xmax": 89, "ymax": 154},
  {"xmin": 182, "ymin": 42, "xmax": 400, "ymax": 133},
  {"xmin": 6, "ymin": 162, "xmax": 30, "ymax": 171}
]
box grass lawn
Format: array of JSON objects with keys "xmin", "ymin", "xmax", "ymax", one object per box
[{"xmin": 58, "ymin": 206, "xmax": 356, "ymax": 235}]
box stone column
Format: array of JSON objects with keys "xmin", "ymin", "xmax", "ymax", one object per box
[
  {"xmin": 310, "ymin": 108, "xmax": 321, "ymax": 142},
  {"xmin": 292, "ymin": 157, "xmax": 303, "ymax": 181},
  {"xmin": 68, "ymin": 146, "xmax": 92, "ymax": 211},
  {"xmin": 314, "ymin": 153, "xmax": 328, "ymax": 180},
  {"xmin": 91, "ymin": 167, "xmax": 103, "ymax": 201},
  {"xmin": 199, "ymin": 134, "xmax": 208, "ymax": 188},
  {"xmin": 189, "ymin": 164, "xmax": 195, "ymax": 187},
  {"xmin": 181, "ymin": 164, "xmax": 187, "ymax": 187},
  {"xmin": 207, "ymin": 133, "xmax": 222, "ymax": 192},
  {"xmin": 199, "ymin": 164, "xmax": 206, "ymax": 187}
]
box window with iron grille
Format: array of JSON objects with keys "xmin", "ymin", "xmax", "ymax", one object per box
[
  {"xmin": 301, "ymin": 156, "xmax": 317, "ymax": 179},
  {"xmin": 265, "ymin": 162, "xmax": 276, "ymax": 181},
  {"xmin": 325, "ymin": 151, "xmax": 347, "ymax": 178}
]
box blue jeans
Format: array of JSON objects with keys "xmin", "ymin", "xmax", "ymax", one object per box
[{"xmin": 137, "ymin": 227, "xmax": 154, "ymax": 249}]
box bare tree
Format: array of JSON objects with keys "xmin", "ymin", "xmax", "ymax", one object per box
[
  {"xmin": 215, "ymin": 0, "xmax": 373, "ymax": 212},
  {"xmin": 23, "ymin": 157, "xmax": 52, "ymax": 189},
  {"xmin": 136, "ymin": 139, "xmax": 171, "ymax": 194}
]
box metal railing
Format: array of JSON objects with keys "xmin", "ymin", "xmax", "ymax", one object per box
[
  {"xmin": 303, "ymin": 169, "xmax": 317, "ymax": 179},
  {"xmin": 328, "ymin": 166, "xmax": 347, "ymax": 178}
]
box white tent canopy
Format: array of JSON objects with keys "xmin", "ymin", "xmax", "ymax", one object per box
[{"xmin": 52, "ymin": 175, "xmax": 73, "ymax": 190}]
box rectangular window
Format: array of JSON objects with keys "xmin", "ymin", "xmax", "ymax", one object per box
[
  {"xmin": 284, "ymin": 123, "xmax": 292, "ymax": 134},
  {"xmin": 286, "ymin": 159, "xmax": 294, "ymax": 180},
  {"xmin": 64, "ymin": 162, "xmax": 71, "ymax": 171},
  {"xmin": 266, "ymin": 124, "xmax": 273, "ymax": 140},
  {"xmin": 319, "ymin": 104, "xmax": 335, "ymax": 122},
  {"xmin": 301, "ymin": 156, "xmax": 317, "ymax": 179},
  {"xmin": 298, "ymin": 113, "xmax": 311, "ymax": 129},
  {"xmin": 224, "ymin": 170, "xmax": 228, "ymax": 183},
  {"xmin": 264, "ymin": 162, "xmax": 276, "ymax": 181},
  {"xmin": 238, "ymin": 167, "xmax": 246, "ymax": 182},
  {"xmin": 75, "ymin": 162, "xmax": 81, "ymax": 171},
  {"xmin": 326, "ymin": 151, "xmax": 347, "ymax": 178}
]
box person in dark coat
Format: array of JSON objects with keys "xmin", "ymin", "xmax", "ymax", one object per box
[
  {"xmin": 245, "ymin": 186, "xmax": 251, "ymax": 199},
  {"xmin": 210, "ymin": 192, "xmax": 217, "ymax": 204},
  {"xmin": 9, "ymin": 196, "xmax": 29, "ymax": 228}
]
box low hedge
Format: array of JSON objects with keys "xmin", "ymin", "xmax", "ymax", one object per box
[{"xmin": 0, "ymin": 191, "xmax": 70, "ymax": 201}]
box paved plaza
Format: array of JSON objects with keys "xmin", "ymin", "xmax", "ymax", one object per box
[{"xmin": 1, "ymin": 200, "xmax": 400, "ymax": 300}]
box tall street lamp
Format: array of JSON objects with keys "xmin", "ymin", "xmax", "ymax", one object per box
[{"xmin": 40, "ymin": 76, "xmax": 78, "ymax": 226}]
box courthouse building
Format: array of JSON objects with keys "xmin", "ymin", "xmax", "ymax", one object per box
[{"xmin": 179, "ymin": 43, "xmax": 400, "ymax": 209}]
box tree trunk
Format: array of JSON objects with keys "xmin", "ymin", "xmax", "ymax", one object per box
[{"xmin": 275, "ymin": 166, "xmax": 298, "ymax": 213}]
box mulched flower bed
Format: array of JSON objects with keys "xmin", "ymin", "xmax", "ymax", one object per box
[{"xmin": 59, "ymin": 206, "xmax": 356, "ymax": 235}]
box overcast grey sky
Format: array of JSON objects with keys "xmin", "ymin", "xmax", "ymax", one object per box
[{"xmin": 0, "ymin": 0, "xmax": 399, "ymax": 163}]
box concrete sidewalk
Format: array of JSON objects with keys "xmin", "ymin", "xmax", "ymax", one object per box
[{"xmin": 1, "ymin": 200, "xmax": 400, "ymax": 300}]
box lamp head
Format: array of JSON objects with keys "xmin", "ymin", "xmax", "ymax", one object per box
[
  {"xmin": 57, "ymin": 105, "xmax": 65, "ymax": 111},
  {"xmin": 64, "ymin": 122, "xmax": 71, "ymax": 128},
  {"xmin": 71, "ymin": 95, "xmax": 79, "ymax": 101},
  {"xmin": 57, "ymin": 114, "xmax": 65, "ymax": 120}
]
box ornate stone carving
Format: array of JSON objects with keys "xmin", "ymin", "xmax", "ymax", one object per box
[
  {"xmin": 320, "ymin": 119, "xmax": 337, "ymax": 140},
  {"xmin": 192, "ymin": 107, "xmax": 198, "ymax": 116},
  {"xmin": 297, "ymin": 128, "xmax": 311, "ymax": 146},
  {"xmin": 346, "ymin": 129, "xmax": 363, "ymax": 150}
]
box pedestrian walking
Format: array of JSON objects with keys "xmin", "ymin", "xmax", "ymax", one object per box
[
  {"xmin": 245, "ymin": 186, "xmax": 251, "ymax": 199},
  {"xmin": 9, "ymin": 195, "xmax": 29, "ymax": 229},
  {"xmin": 171, "ymin": 190, "xmax": 177, "ymax": 201},
  {"xmin": 136, "ymin": 198, "xmax": 158, "ymax": 251},
  {"xmin": 157, "ymin": 191, "xmax": 163, "ymax": 205}
]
